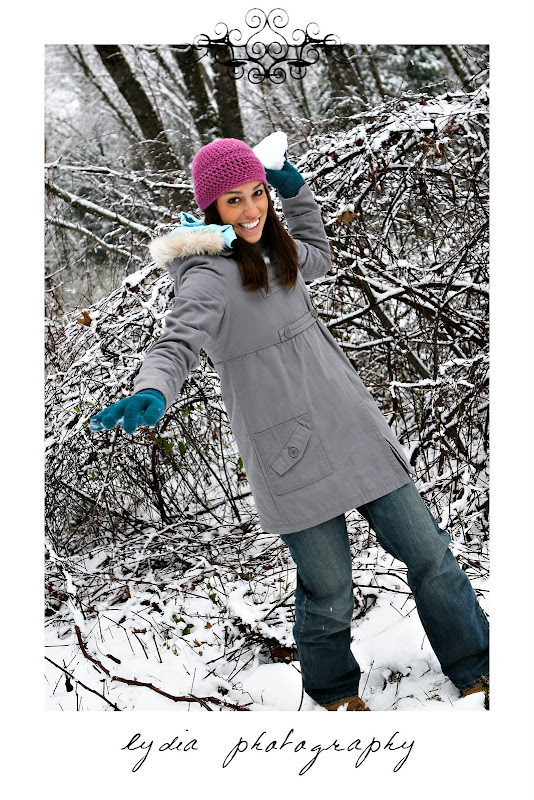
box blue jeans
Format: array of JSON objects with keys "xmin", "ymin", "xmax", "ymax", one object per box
[{"xmin": 280, "ymin": 464, "xmax": 489, "ymax": 705}]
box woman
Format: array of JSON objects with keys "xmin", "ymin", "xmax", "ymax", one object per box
[{"xmin": 90, "ymin": 138, "xmax": 489, "ymax": 711}]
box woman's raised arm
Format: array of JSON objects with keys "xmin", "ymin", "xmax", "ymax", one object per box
[{"xmin": 265, "ymin": 158, "xmax": 331, "ymax": 282}]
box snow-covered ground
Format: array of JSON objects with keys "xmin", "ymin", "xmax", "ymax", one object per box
[{"xmin": 44, "ymin": 522, "xmax": 488, "ymax": 712}]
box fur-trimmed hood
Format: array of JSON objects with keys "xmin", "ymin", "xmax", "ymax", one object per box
[{"xmin": 149, "ymin": 213, "xmax": 237, "ymax": 268}]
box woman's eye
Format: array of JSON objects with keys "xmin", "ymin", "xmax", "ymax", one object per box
[{"xmin": 227, "ymin": 190, "xmax": 261, "ymax": 204}]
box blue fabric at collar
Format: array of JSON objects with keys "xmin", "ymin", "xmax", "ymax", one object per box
[{"xmin": 167, "ymin": 211, "xmax": 237, "ymax": 249}]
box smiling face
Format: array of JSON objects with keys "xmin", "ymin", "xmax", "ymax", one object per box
[{"xmin": 215, "ymin": 180, "xmax": 269, "ymax": 243}]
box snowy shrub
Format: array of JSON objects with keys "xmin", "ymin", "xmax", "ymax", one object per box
[
  {"xmin": 45, "ymin": 261, "xmax": 258, "ymax": 555},
  {"xmin": 298, "ymin": 83, "xmax": 489, "ymax": 548}
]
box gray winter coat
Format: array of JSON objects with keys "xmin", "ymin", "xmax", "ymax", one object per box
[{"xmin": 134, "ymin": 184, "xmax": 412, "ymax": 535}]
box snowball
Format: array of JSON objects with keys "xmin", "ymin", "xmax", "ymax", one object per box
[{"xmin": 253, "ymin": 131, "xmax": 288, "ymax": 170}]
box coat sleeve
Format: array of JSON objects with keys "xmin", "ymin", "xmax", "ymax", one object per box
[
  {"xmin": 279, "ymin": 183, "xmax": 332, "ymax": 282},
  {"xmin": 133, "ymin": 257, "xmax": 227, "ymax": 410}
]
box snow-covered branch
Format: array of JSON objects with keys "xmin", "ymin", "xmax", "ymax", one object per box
[
  {"xmin": 46, "ymin": 179, "xmax": 152, "ymax": 236},
  {"xmin": 45, "ymin": 215, "xmax": 145, "ymax": 265}
]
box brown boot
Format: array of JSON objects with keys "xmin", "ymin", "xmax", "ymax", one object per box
[
  {"xmin": 460, "ymin": 676, "xmax": 489, "ymax": 709},
  {"xmin": 321, "ymin": 695, "xmax": 371, "ymax": 711}
]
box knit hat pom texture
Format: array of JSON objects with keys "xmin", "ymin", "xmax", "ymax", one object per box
[{"xmin": 192, "ymin": 138, "xmax": 267, "ymax": 211}]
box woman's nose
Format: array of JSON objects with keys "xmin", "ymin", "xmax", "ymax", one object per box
[{"xmin": 242, "ymin": 198, "xmax": 258, "ymax": 217}]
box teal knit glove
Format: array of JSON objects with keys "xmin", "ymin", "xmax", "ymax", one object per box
[
  {"xmin": 264, "ymin": 157, "xmax": 305, "ymax": 198},
  {"xmin": 89, "ymin": 389, "xmax": 165, "ymax": 435}
]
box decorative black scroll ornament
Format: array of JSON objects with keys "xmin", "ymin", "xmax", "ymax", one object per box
[{"xmin": 173, "ymin": 7, "xmax": 356, "ymax": 84}]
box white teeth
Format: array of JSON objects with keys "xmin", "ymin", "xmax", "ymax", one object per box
[{"xmin": 239, "ymin": 219, "xmax": 259, "ymax": 229}]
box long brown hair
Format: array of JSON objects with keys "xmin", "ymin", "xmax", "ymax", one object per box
[{"xmin": 204, "ymin": 190, "xmax": 299, "ymax": 293}]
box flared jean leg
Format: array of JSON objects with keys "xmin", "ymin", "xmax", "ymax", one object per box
[
  {"xmin": 280, "ymin": 514, "xmax": 361, "ymax": 705},
  {"xmin": 357, "ymin": 469, "xmax": 489, "ymax": 692},
  {"xmin": 280, "ymin": 466, "xmax": 489, "ymax": 703}
]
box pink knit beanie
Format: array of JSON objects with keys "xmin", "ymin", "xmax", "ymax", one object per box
[{"xmin": 192, "ymin": 138, "xmax": 267, "ymax": 211}]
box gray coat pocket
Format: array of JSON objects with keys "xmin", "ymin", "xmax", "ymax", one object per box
[{"xmin": 252, "ymin": 412, "xmax": 333, "ymax": 496}]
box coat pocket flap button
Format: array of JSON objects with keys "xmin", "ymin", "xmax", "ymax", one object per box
[{"xmin": 270, "ymin": 422, "xmax": 312, "ymax": 476}]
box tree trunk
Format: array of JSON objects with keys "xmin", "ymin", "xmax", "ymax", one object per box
[
  {"xmin": 439, "ymin": 45, "xmax": 472, "ymax": 89},
  {"xmin": 342, "ymin": 44, "xmax": 369, "ymax": 105},
  {"xmin": 171, "ymin": 47, "xmax": 221, "ymax": 142},
  {"xmin": 323, "ymin": 46, "xmax": 366, "ymax": 115},
  {"xmin": 209, "ymin": 45, "xmax": 244, "ymax": 140},
  {"xmin": 361, "ymin": 45, "xmax": 387, "ymax": 98},
  {"xmin": 94, "ymin": 45, "xmax": 180, "ymax": 171},
  {"xmin": 66, "ymin": 46, "xmax": 139, "ymax": 140}
]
